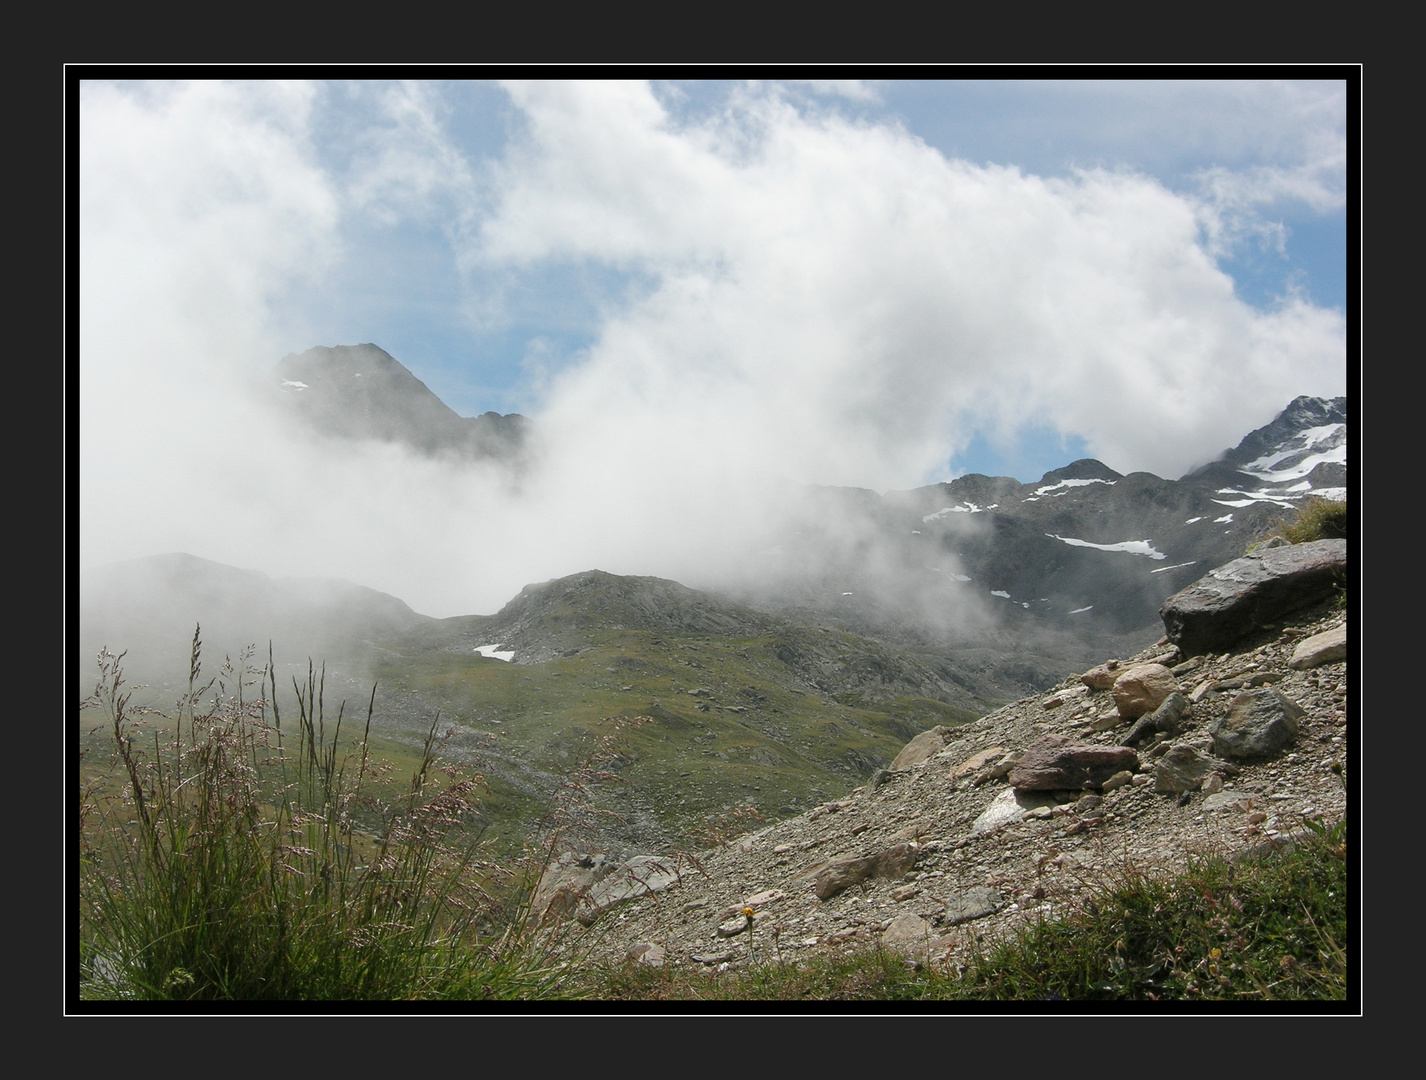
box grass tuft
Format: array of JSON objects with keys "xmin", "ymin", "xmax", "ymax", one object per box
[
  {"xmin": 1276, "ymin": 498, "xmax": 1348, "ymax": 544},
  {"xmin": 78, "ymin": 633, "xmax": 574, "ymax": 1001},
  {"xmin": 947, "ymin": 824, "xmax": 1347, "ymax": 1001}
]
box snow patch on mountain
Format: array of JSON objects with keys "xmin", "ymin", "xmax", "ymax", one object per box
[
  {"xmin": 1240, "ymin": 422, "xmax": 1346, "ymax": 483},
  {"xmin": 923, "ymin": 503, "xmax": 995, "ymax": 522},
  {"xmin": 1212, "ymin": 489, "xmax": 1299, "ymax": 509},
  {"xmin": 1047, "ymin": 535, "xmax": 1167, "ymax": 559},
  {"xmin": 1025, "ymin": 477, "xmax": 1116, "ymax": 500}
]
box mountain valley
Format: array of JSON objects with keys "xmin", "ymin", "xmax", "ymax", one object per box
[{"xmin": 77, "ymin": 346, "xmax": 1350, "ymax": 861}]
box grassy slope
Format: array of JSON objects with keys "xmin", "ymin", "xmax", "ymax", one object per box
[{"xmin": 366, "ymin": 623, "xmax": 986, "ymax": 856}]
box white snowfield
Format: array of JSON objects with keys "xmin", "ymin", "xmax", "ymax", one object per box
[
  {"xmin": 922, "ymin": 503, "xmax": 997, "ymax": 522},
  {"xmin": 474, "ymin": 644, "xmax": 515, "ymax": 662},
  {"xmin": 1240, "ymin": 423, "xmax": 1346, "ymax": 483},
  {"xmin": 1046, "ymin": 534, "xmax": 1167, "ymax": 560},
  {"xmin": 1212, "ymin": 489, "xmax": 1299, "ymax": 509},
  {"xmin": 927, "ymin": 566, "xmax": 973, "ymax": 582},
  {"xmin": 1025, "ymin": 477, "xmax": 1115, "ymax": 499}
]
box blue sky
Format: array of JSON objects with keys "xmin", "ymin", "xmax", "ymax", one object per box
[
  {"xmin": 80, "ymin": 77, "xmax": 1351, "ymax": 614},
  {"xmin": 266, "ymin": 79, "xmax": 1347, "ymax": 480}
]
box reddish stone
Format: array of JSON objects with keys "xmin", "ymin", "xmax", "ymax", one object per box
[{"xmin": 1008, "ymin": 733, "xmax": 1140, "ymax": 791}]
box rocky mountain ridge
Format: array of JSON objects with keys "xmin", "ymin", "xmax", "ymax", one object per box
[
  {"xmin": 751, "ymin": 396, "xmax": 1347, "ymax": 655},
  {"xmin": 273, "ymin": 343, "xmax": 529, "ymax": 463},
  {"xmin": 264, "ymin": 342, "xmax": 1346, "ymax": 663},
  {"xmin": 545, "ymin": 545, "xmax": 1350, "ymax": 975}
]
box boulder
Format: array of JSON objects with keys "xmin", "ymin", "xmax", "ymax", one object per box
[
  {"xmin": 1112, "ymin": 663, "xmax": 1180, "ymax": 720},
  {"xmin": 1289, "ymin": 625, "xmax": 1348, "ymax": 669},
  {"xmin": 950, "ymin": 746, "xmax": 1006, "ymax": 779},
  {"xmin": 626, "ymin": 942, "xmax": 666, "ymax": 967},
  {"xmin": 1159, "ymin": 539, "xmax": 1347, "ymax": 657},
  {"xmin": 1154, "ymin": 744, "xmax": 1223, "ymax": 794},
  {"xmin": 970, "ymin": 787, "xmax": 1060, "ymax": 835},
  {"xmin": 813, "ymin": 843, "xmax": 920, "ymax": 900},
  {"xmin": 1122, "ymin": 690, "xmax": 1189, "ymax": 748},
  {"xmin": 1009, "ymin": 733, "xmax": 1140, "ymax": 791},
  {"xmin": 531, "ymin": 851, "xmax": 623, "ymax": 924},
  {"xmin": 891, "ymin": 725, "xmax": 955, "ymax": 770},
  {"xmin": 1210, "ymin": 688, "xmax": 1304, "ymax": 761},
  {"xmin": 547, "ymin": 854, "xmax": 693, "ymax": 926},
  {"xmin": 881, "ymin": 913, "xmax": 935, "ymax": 957},
  {"xmin": 943, "ymin": 887, "xmax": 1004, "ymax": 926},
  {"xmin": 1080, "ymin": 661, "xmax": 1122, "ymax": 691},
  {"xmin": 717, "ymin": 914, "xmax": 750, "ymax": 937}
]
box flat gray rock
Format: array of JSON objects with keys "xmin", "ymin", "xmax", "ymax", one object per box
[
  {"xmin": 576, "ymin": 855, "xmax": 691, "ymax": 925},
  {"xmin": 1159, "ymin": 540, "xmax": 1347, "ymax": 657},
  {"xmin": 943, "ymin": 887, "xmax": 1004, "ymax": 926}
]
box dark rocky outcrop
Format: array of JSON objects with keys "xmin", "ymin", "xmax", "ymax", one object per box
[
  {"xmin": 1193, "ymin": 395, "xmax": 1347, "ymax": 478},
  {"xmin": 742, "ymin": 397, "xmax": 1348, "ymax": 689},
  {"xmin": 1158, "ymin": 539, "xmax": 1347, "ymax": 657}
]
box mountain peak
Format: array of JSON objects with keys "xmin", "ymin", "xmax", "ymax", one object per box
[
  {"xmin": 1037, "ymin": 459, "xmax": 1123, "ymax": 486},
  {"xmin": 1182, "ymin": 396, "xmax": 1347, "ymax": 496},
  {"xmin": 273, "ymin": 344, "xmax": 528, "ymax": 463}
]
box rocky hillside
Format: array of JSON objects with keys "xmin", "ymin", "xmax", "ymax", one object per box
[{"xmin": 539, "ymin": 542, "xmax": 1350, "ymax": 975}]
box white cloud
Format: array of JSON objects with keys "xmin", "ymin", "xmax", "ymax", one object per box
[
  {"xmin": 342, "ymin": 80, "xmax": 477, "ymax": 224},
  {"xmin": 78, "ymin": 79, "xmax": 1348, "ymax": 621},
  {"xmin": 475, "ymin": 81, "xmax": 1346, "ymax": 486},
  {"xmin": 80, "ymin": 80, "xmax": 341, "ymax": 569}
]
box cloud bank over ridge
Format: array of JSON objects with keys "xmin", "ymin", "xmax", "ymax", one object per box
[{"xmin": 79, "ymin": 79, "xmax": 1347, "ymax": 618}]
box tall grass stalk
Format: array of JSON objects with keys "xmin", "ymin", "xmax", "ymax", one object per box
[{"xmin": 78, "ymin": 630, "xmax": 568, "ymax": 1001}]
